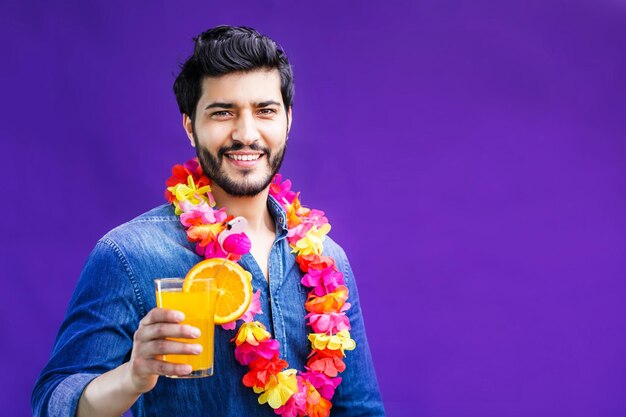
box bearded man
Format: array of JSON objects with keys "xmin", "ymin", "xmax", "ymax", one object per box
[{"xmin": 33, "ymin": 25, "xmax": 385, "ymax": 417}]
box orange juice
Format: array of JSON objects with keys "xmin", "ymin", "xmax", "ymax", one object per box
[{"xmin": 154, "ymin": 278, "xmax": 216, "ymax": 378}]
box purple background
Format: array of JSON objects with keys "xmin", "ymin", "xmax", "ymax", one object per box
[{"xmin": 2, "ymin": 1, "xmax": 626, "ymax": 416}]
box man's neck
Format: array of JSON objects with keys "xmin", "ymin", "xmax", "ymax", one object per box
[{"xmin": 210, "ymin": 184, "xmax": 274, "ymax": 235}]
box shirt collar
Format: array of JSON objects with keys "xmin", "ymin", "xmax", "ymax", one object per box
[{"xmin": 267, "ymin": 194, "xmax": 289, "ymax": 238}]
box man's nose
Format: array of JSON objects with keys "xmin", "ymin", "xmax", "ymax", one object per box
[{"xmin": 231, "ymin": 112, "xmax": 259, "ymax": 144}]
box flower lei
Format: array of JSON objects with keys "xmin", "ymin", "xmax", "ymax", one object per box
[{"xmin": 165, "ymin": 158, "xmax": 356, "ymax": 417}]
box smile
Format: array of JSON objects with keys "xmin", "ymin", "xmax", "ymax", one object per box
[{"xmin": 226, "ymin": 154, "xmax": 263, "ymax": 161}]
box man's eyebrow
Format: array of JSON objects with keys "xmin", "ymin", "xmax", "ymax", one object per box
[
  {"xmin": 256, "ymin": 100, "xmax": 281, "ymax": 107},
  {"xmin": 205, "ymin": 102, "xmax": 234, "ymax": 110},
  {"xmin": 204, "ymin": 101, "xmax": 281, "ymax": 110}
]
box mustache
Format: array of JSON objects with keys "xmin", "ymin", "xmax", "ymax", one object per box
[{"xmin": 217, "ymin": 143, "xmax": 270, "ymax": 159}]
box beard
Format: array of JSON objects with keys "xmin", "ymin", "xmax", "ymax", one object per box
[{"xmin": 194, "ymin": 134, "xmax": 287, "ymax": 197}]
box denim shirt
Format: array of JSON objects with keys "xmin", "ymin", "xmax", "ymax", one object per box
[{"xmin": 32, "ymin": 196, "xmax": 385, "ymax": 416}]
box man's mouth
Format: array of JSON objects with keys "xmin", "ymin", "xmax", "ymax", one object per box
[
  {"xmin": 223, "ymin": 152, "xmax": 266, "ymax": 168},
  {"xmin": 225, "ymin": 153, "xmax": 263, "ymax": 161}
]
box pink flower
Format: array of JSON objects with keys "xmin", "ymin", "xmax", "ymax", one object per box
[
  {"xmin": 183, "ymin": 205, "xmax": 230, "ymax": 257},
  {"xmin": 301, "ymin": 371, "xmax": 342, "ymax": 400},
  {"xmin": 286, "ymin": 209, "xmax": 328, "ymax": 246},
  {"xmin": 301, "ymin": 266, "xmax": 345, "ymax": 296},
  {"xmin": 305, "ymin": 307, "xmax": 351, "ymax": 334},
  {"xmin": 179, "ymin": 200, "xmax": 225, "ymax": 226},
  {"xmin": 196, "ymin": 239, "xmax": 228, "ymax": 259},
  {"xmin": 221, "ymin": 321, "xmax": 237, "ymax": 331},
  {"xmin": 222, "ymin": 290, "xmax": 263, "ymax": 330},
  {"xmin": 287, "ymin": 221, "xmax": 314, "ymax": 246},
  {"xmin": 183, "ymin": 159, "xmax": 201, "ymax": 174},
  {"xmin": 307, "ymin": 209, "xmax": 328, "ymax": 228},
  {"xmin": 234, "ymin": 338, "xmax": 280, "ymax": 365},
  {"xmin": 269, "ymin": 174, "xmax": 297, "ymax": 205},
  {"xmin": 241, "ymin": 289, "xmax": 263, "ymax": 322}
]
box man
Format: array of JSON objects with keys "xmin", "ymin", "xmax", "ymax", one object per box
[{"xmin": 32, "ymin": 25, "xmax": 385, "ymax": 416}]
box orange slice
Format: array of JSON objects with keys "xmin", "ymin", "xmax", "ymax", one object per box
[{"xmin": 184, "ymin": 258, "xmax": 253, "ymax": 324}]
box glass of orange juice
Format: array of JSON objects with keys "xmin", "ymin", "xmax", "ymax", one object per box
[{"xmin": 154, "ymin": 278, "xmax": 216, "ymax": 378}]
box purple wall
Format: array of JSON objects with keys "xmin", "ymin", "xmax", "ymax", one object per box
[{"xmin": 2, "ymin": 1, "xmax": 626, "ymax": 416}]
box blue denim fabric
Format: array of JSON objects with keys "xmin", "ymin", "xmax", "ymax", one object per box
[{"xmin": 32, "ymin": 196, "xmax": 385, "ymax": 416}]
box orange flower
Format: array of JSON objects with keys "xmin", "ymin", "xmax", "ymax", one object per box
[
  {"xmin": 242, "ymin": 357, "xmax": 288, "ymax": 390},
  {"xmin": 296, "ymin": 254, "xmax": 336, "ymax": 272},
  {"xmin": 306, "ymin": 349, "xmax": 346, "ymax": 378},
  {"xmin": 304, "ymin": 381, "xmax": 332, "ymax": 417},
  {"xmin": 304, "ymin": 286, "xmax": 348, "ymax": 314},
  {"xmin": 284, "ymin": 194, "xmax": 310, "ymax": 229}
]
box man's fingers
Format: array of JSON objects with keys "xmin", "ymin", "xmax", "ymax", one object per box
[
  {"xmin": 139, "ymin": 308, "xmax": 184, "ymax": 326},
  {"xmin": 134, "ymin": 357, "xmax": 193, "ymax": 377},
  {"xmin": 134, "ymin": 322, "xmax": 200, "ymax": 343},
  {"xmin": 136, "ymin": 339, "xmax": 203, "ymax": 357}
]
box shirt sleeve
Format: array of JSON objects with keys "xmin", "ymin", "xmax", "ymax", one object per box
[
  {"xmin": 325, "ymin": 242, "xmax": 386, "ymax": 416},
  {"xmin": 31, "ymin": 239, "xmax": 144, "ymax": 417}
]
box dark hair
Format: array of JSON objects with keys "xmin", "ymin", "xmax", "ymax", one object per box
[{"xmin": 173, "ymin": 25, "xmax": 294, "ymax": 123}]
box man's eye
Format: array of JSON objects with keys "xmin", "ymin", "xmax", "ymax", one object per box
[
  {"xmin": 258, "ymin": 108, "xmax": 276, "ymax": 115},
  {"xmin": 211, "ymin": 111, "xmax": 231, "ymax": 118}
]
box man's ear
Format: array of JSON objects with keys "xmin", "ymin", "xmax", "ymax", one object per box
[
  {"xmin": 183, "ymin": 114, "xmax": 195, "ymax": 147},
  {"xmin": 286, "ymin": 107, "xmax": 292, "ymax": 139}
]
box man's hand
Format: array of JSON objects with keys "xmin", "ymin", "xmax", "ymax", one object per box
[
  {"xmin": 76, "ymin": 308, "xmax": 202, "ymax": 417},
  {"xmin": 126, "ymin": 308, "xmax": 202, "ymax": 394}
]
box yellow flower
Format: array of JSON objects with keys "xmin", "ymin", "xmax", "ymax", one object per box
[
  {"xmin": 235, "ymin": 321, "xmax": 271, "ymax": 346},
  {"xmin": 255, "ymin": 369, "xmax": 298, "ymax": 409},
  {"xmin": 292, "ymin": 223, "xmax": 331, "ymax": 256},
  {"xmin": 167, "ymin": 175, "xmax": 212, "ymax": 214},
  {"xmin": 308, "ymin": 330, "xmax": 356, "ymax": 354}
]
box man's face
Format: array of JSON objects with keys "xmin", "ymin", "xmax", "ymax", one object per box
[{"xmin": 184, "ymin": 69, "xmax": 292, "ymax": 197}]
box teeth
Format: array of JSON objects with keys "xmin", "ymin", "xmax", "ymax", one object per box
[{"xmin": 228, "ymin": 154, "xmax": 261, "ymax": 161}]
